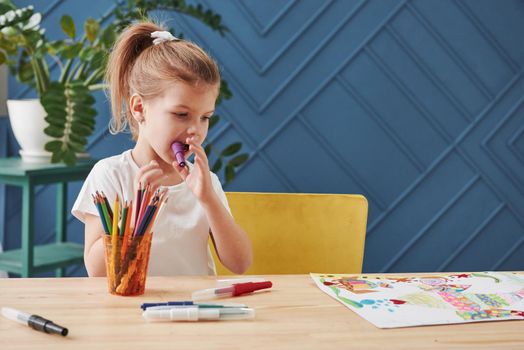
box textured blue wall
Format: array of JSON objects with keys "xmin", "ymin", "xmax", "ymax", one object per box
[{"xmin": 3, "ymin": 0, "xmax": 524, "ymax": 276}]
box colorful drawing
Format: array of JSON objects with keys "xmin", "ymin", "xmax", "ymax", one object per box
[{"xmin": 311, "ymin": 272, "xmax": 524, "ymax": 328}]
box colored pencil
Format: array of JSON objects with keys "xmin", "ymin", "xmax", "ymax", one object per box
[
  {"xmin": 148, "ymin": 191, "xmax": 168, "ymax": 235},
  {"xmin": 135, "ymin": 184, "xmax": 151, "ymax": 235},
  {"xmin": 120, "ymin": 200, "xmax": 133, "ymax": 263},
  {"xmin": 112, "ymin": 195, "xmax": 120, "ymax": 237},
  {"xmin": 99, "ymin": 193, "xmax": 112, "ymax": 235},
  {"xmin": 93, "ymin": 195, "xmax": 110, "ymax": 234},
  {"xmin": 136, "ymin": 205, "xmax": 156, "ymax": 236},
  {"xmin": 111, "ymin": 195, "xmax": 120, "ymax": 283},
  {"xmin": 91, "ymin": 185, "xmax": 166, "ymax": 294},
  {"xmin": 101, "ymin": 191, "xmax": 113, "ymax": 220},
  {"xmin": 134, "ymin": 182, "xmax": 142, "ymax": 230},
  {"xmin": 120, "ymin": 202, "xmax": 128, "ymax": 237}
]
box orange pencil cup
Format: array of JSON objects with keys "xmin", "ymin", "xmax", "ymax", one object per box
[{"xmin": 103, "ymin": 232, "xmax": 153, "ymax": 296}]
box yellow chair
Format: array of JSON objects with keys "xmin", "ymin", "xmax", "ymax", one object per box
[{"xmin": 210, "ymin": 192, "xmax": 368, "ymax": 275}]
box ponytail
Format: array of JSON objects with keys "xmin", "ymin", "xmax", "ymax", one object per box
[{"xmin": 105, "ymin": 22, "xmax": 162, "ymax": 138}]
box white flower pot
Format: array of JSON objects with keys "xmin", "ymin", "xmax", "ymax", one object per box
[{"xmin": 7, "ymin": 99, "xmax": 52, "ymax": 163}]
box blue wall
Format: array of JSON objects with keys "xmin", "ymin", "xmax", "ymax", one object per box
[{"xmin": 4, "ymin": 0, "xmax": 524, "ymax": 276}]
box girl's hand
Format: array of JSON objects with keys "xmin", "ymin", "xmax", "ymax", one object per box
[
  {"xmin": 173, "ymin": 136, "xmax": 216, "ymax": 203},
  {"xmin": 134, "ymin": 159, "xmax": 165, "ymax": 192}
]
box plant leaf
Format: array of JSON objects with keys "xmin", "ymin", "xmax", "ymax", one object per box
[
  {"xmin": 220, "ymin": 142, "xmax": 241, "ymax": 156},
  {"xmin": 79, "ymin": 47, "xmax": 96, "ymax": 62},
  {"xmin": 84, "ymin": 17, "xmax": 99, "ymax": 42},
  {"xmin": 45, "ymin": 115, "xmax": 66, "ymax": 128},
  {"xmin": 211, "ymin": 157, "xmax": 222, "ymax": 173},
  {"xmin": 43, "ymin": 105, "xmax": 67, "ymax": 118},
  {"xmin": 225, "ymin": 164, "xmax": 235, "ymax": 183},
  {"xmin": 69, "ymin": 133, "xmax": 88, "ymax": 146},
  {"xmin": 204, "ymin": 143, "xmax": 212, "ymax": 155},
  {"xmin": 60, "ymin": 15, "xmax": 76, "ymax": 39},
  {"xmin": 67, "ymin": 141, "xmax": 85, "ymax": 153},
  {"xmin": 71, "ymin": 122, "xmax": 93, "ymax": 136},
  {"xmin": 209, "ymin": 114, "xmax": 220, "ymax": 129},
  {"xmin": 40, "ymin": 82, "xmax": 66, "ymax": 106},
  {"xmin": 62, "ymin": 149, "xmax": 76, "ymax": 165},
  {"xmin": 1, "ymin": 26, "xmax": 17, "ymax": 37},
  {"xmin": 73, "ymin": 116, "xmax": 96, "ymax": 128},
  {"xmin": 72, "ymin": 106, "xmax": 97, "ymax": 119},
  {"xmin": 61, "ymin": 42, "xmax": 83, "ymax": 59},
  {"xmin": 228, "ymin": 153, "xmax": 249, "ymax": 167},
  {"xmin": 44, "ymin": 125, "xmax": 64, "ymax": 138},
  {"xmin": 45, "ymin": 40, "xmax": 65, "ymax": 56},
  {"xmin": 0, "ymin": 2, "xmax": 15, "ymax": 13},
  {"xmin": 51, "ymin": 148, "xmax": 64, "ymax": 163},
  {"xmin": 89, "ymin": 49, "xmax": 106, "ymax": 67},
  {"xmin": 71, "ymin": 93, "xmax": 95, "ymax": 105},
  {"xmin": 100, "ymin": 24, "xmax": 116, "ymax": 48},
  {"xmin": 17, "ymin": 58, "xmax": 34, "ymax": 83},
  {"xmin": 44, "ymin": 140, "xmax": 62, "ymax": 152}
]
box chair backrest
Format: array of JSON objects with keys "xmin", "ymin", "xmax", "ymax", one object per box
[{"xmin": 211, "ymin": 192, "xmax": 368, "ymax": 275}]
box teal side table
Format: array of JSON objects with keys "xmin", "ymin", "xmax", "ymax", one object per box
[{"xmin": 0, "ymin": 158, "xmax": 96, "ymax": 277}]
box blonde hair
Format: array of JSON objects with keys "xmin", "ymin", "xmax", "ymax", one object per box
[{"xmin": 105, "ymin": 21, "xmax": 221, "ymax": 140}]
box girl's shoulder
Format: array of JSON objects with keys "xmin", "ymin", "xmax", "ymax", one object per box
[
  {"xmin": 94, "ymin": 149, "xmax": 135, "ymax": 172},
  {"xmin": 88, "ymin": 150, "xmax": 137, "ymax": 189},
  {"xmin": 85, "ymin": 150, "xmax": 136, "ymax": 201}
]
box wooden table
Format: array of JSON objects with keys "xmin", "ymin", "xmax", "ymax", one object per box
[{"xmin": 1, "ymin": 275, "xmax": 523, "ymax": 349}]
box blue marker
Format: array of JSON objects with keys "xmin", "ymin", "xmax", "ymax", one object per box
[
  {"xmin": 141, "ymin": 301, "xmax": 194, "ymax": 310},
  {"xmin": 140, "ymin": 301, "xmax": 247, "ymax": 310}
]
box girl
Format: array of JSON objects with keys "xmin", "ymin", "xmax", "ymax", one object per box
[{"xmin": 72, "ymin": 21, "xmax": 252, "ymax": 276}]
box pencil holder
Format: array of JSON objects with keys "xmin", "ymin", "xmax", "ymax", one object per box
[{"xmin": 103, "ymin": 232, "xmax": 153, "ymax": 296}]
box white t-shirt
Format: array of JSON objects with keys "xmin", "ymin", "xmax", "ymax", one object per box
[{"xmin": 72, "ymin": 150, "xmax": 230, "ymax": 276}]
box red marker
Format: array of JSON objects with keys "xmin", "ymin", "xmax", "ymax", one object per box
[{"xmin": 192, "ymin": 281, "xmax": 273, "ymax": 300}]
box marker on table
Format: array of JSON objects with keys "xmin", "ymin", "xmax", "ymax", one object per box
[
  {"xmin": 140, "ymin": 301, "xmax": 247, "ymax": 310},
  {"xmin": 216, "ymin": 277, "xmax": 267, "ymax": 288},
  {"xmin": 192, "ymin": 281, "xmax": 273, "ymax": 301},
  {"xmin": 1, "ymin": 307, "xmax": 68, "ymax": 336},
  {"xmin": 142, "ymin": 307, "xmax": 255, "ymax": 321}
]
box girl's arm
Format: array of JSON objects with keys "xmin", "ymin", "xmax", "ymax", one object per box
[
  {"xmin": 175, "ymin": 136, "xmax": 253, "ymax": 274},
  {"xmin": 203, "ymin": 194, "xmax": 252, "ymax": 274},
  {"xmin": 84, "ymin": 213, "xmax": 107, "ymax": 277}
]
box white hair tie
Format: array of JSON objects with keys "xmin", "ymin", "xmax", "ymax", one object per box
[{"xmin": 151, "ymin": 30, "xmax": 180, "ymax": 45}]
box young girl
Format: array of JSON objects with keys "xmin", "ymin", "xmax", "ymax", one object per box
[{"xmin": 72, "ymin": 21, "xmax": 252, "ymax": 276}]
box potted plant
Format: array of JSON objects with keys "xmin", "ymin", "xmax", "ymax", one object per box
[
  {"xmin": 0, "ymin": 2, "xmax": 102, "ymax": 164},
  {"xmin": 0, "ymin": 0, "xmax": 247, "ymax": 183}
]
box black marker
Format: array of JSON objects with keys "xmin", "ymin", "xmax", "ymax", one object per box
[{"xmin": 1, "ymin": 307, "xmax": 68, "ymax": 336}]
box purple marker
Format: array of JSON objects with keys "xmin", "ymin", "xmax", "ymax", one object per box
[{"xmin": 171, "ymin": 141, "xmax": 188, "ymax": 167}]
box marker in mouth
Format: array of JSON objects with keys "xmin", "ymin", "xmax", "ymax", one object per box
[{"xmin": 171, "ymin": 141, "xmax": 189, "ymax": 167}]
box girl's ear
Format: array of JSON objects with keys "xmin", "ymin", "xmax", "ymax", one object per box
[{"xmin": 129, "ymin": 93, "xmax": 145, "ymax": 123}]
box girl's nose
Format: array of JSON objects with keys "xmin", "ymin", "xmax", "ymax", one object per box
[
  {"xmin": 187, "ymin": 126, "xmax": 197, "ymax": 135},
  {"xmin": 186, "ymin": 126, "xmax": 202, "ymax": 140}
]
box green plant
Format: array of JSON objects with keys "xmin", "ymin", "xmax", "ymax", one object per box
[{"xmin": 0, "ymin": 0, "xmax": 248, "ymax": 184}]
